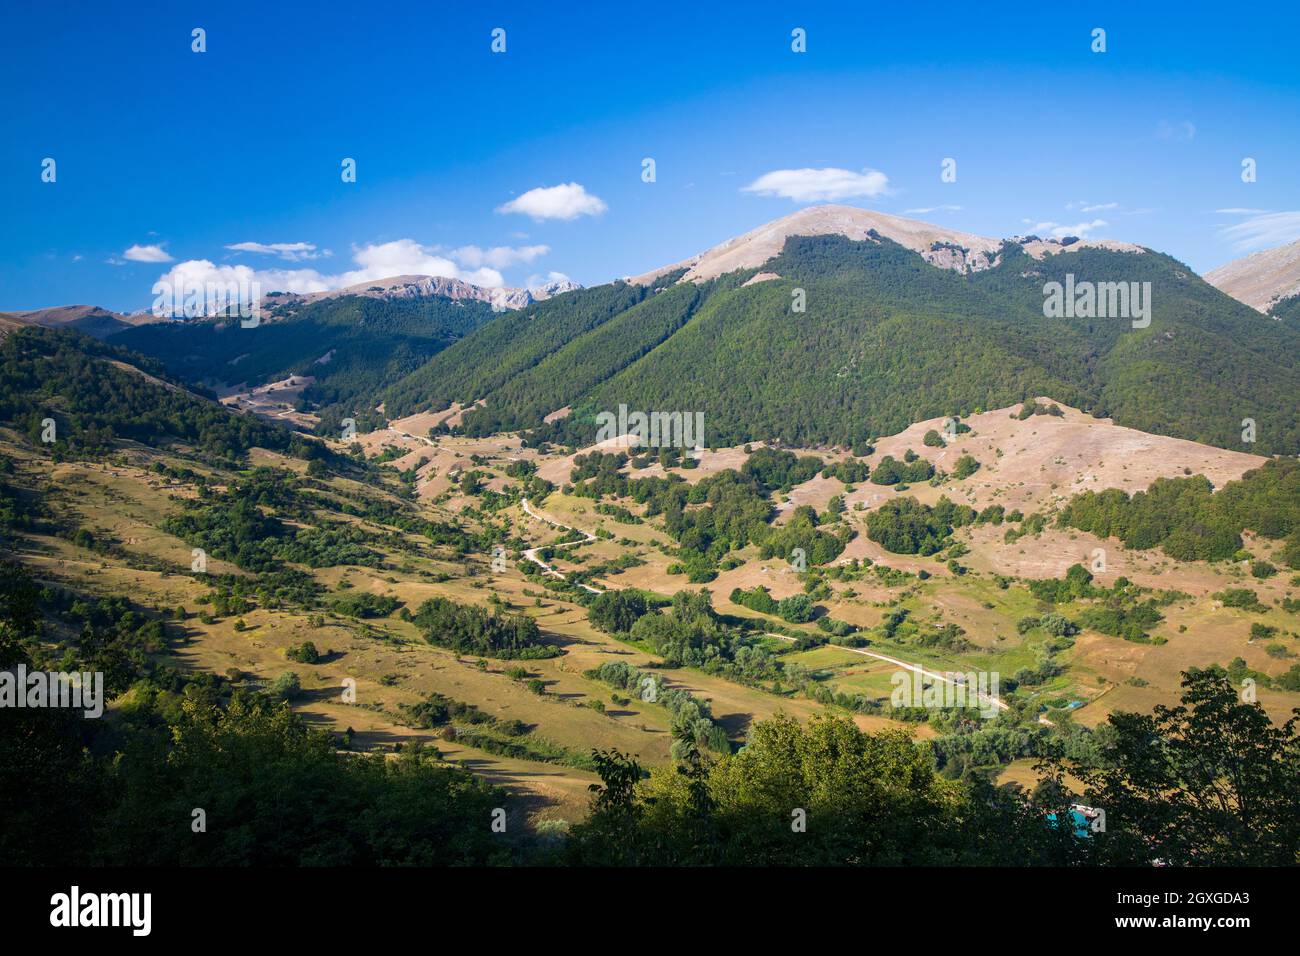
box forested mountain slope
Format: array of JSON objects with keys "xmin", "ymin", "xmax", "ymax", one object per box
[
  {"xmin": 0, "ymin": 326, "xmax": 317, "ymax": 462},
  {"xmin": 380, "ymin": 273, "xmax": 680, "ymax": 420},
  {"xmin": 383, "ymin": 232, "xmax": 1300, "ymax": 455},
  {"xmin": 112, "ymin": 293, "xmax": 497, "ymax": 432}
]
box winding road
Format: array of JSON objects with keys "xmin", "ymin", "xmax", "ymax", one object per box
[
  {"xmin": 520, "ymin": 498, "xmax": 604, "ymax": 594},
  {"xmin": 520, "ymin": 500, "xmax": 1016, "ymax": 717}
]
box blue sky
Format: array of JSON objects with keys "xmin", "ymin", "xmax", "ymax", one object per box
[{"xmin": 3, "ymin": 0, "xmax": 1299, "ymax": 312}]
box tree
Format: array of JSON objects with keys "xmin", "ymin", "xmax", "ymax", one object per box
[
  {"xmin": 269, "ymin": 671, "xmax": 301, "ymax": 699},
  {"xmin": 587, "ymin": 590, "xmax": 649, "ymax": 634},
  {"xmin": 1071, "ymin": 668, "xmax": 1300, "ymax": 865},
  {"xmin": 777, "ymin": 593, "xmax": 814, "ymax": 623},
  {"xmin": 951, "ymin": 454, "xmax": 980, "ymax": 479}
]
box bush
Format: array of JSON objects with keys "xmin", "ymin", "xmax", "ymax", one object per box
[
  {"xmin": 1251, "ymin": 560, "xmax": 1277, "ymax": 579},
  {"xmin": 1214, "ymin": 588, "xmax": 1267, "ymax": 612},
  {"xmin": 285, "ymin": 641, "xmax": 321, "ymax": 664},
  {"xmin": 412, "ymin": 596, "xmax": 556, "ymax": 659},
  {"xmin": 269, "ymin": 671, "xmax": 301, "ymax": 700},
  {"xmin": 870, "ymin": 455, "xmax": 935, "ymax": 486},
  {"xmin": 587, "ymin": 590, "xmax": 649, "ymax": 634},
  {"xmin": 951, "ymin": 455, "xmax": 981, "ymax": 480},
  {"xmin": 777, "ymin": 593, "xmax": 815, "ymax": 623},
  {"xmin": 331, "ymin": 592, "xmax": 403, "ymax": 618}
]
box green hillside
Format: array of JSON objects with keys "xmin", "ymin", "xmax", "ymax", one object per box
[
  {"xmin": 380, "ymin": 274, "xmax": 681, "ymax": 421},
  {"xmin": 382, "ymin": 234, "xmax": 1300, "ymax": 454},
  {"xmin": 112, "ymin": 293, "xmax": 496, "ymax": 433},
  {"xmin": 0, "ymin": 326, "xmax": 318, "ymax": 463},
  {"xmin": 1269, "ymin": 292, "xmax": 1300, "ymax": 323}
]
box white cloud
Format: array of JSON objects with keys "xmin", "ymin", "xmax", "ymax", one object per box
[
  {"xmin": 1024, "ymin": 219, "xmax": 1109, "ymax": 239},
  {"xmin": 226, "ymin": 241, "xmax": 327, "ymax": 262},
  {"xmin": 451, "ymin": 244, "xmax": 549, "ymax": 269},
  {"xmin": 1155, "ymin": 119, "xmax": 1196, "ymax": 142},
  {"xmin": 337, "ymin": 239, "xmax": 504, "ymax": 288},
  {"xmin": 496, "ymin": 183, "xmax": 607, "ymax": 220},
  {"xmin": 903, "ymin": 204, "xmax": 962, "ymax": 215},
  {"xmin": 1214, "ymin": 208, "xmax": 1271, "ymax": 215},
  {"xmin": 124, "ymin": 243, "xmax": 173, "ymax": 263},
  {"xmin": 154, "ymin": 259, "xmax": 333, "ymax": 298},
  {"xmin": 526, "ymin": 270, "xmax": 573, "ymax": 290},
  {"xmin": 1066, "ymin": 201, "xmax": 1119, "ymax": 213},
  {"xmin": 151, "ymin": 237, "xmax": 527, "ymax": 313},
  {"xmin": 1218, "ymin": 211, "xmax": 1300, "ymax": 252},
  {"xmin": 742, "ymin": 167, "xmax": 890, "ymax": 202}
]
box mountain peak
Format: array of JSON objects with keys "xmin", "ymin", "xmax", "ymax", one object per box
[
  {"xmin": 1205, "ymin": 237, "xmax": 1300, "ymax": 313},
  {"xmin": 271, "ymin": 273, "xmax": 582, "ymax": 312},
  {"xmin": 626, "ymin": 203, "xmax": 1145, "ymax": 285},
  {"xmin": 4, "ymin": 304, "xmax": 159, "ymax": 339}
]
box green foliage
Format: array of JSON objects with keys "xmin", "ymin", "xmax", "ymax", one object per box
[
  {"xmin": 1077, "ymin": 600, "xmax": 1165, "ymax": 643},
  {"xmin": 870, "ymin": 454, "xmax": 935, "ymax": 485},
  {"xmin": 1019, "ymin": 613, "xmax": 1080, "ymax": 637},
  {"xmin": 1059, "ymin": 459, "xmax": 1300, "ymax": 562},
  {"xmin": 741, "ymin": 447, "xmax": 824, "ymax": 490},
  {"xmin": 951, "ymin": 454, "xmax": 981, "ymax": 479},
  {"xmin": 866, "ymin": 496, "xmax": 971, "ymax": 554},
  {"xmin": 568, "ymin": 713, "xmax": 1087, "ymax": 866},
  {"xmin": 1267, "ymin": 292, "xmax": 1300, "ymax": 323},
  {"xmin": 1015, "ymin": 399, "xmax": 1064, "ymax": 420},
  {"xmin": 776, "ymin": 593, "xmax": 815, "ymax": 623},
  {"xmin": 382, "ymin": 280, "xmax": 670, "ymax": 424},
  {"xmin": 1214, "ymin": 587, "xmax": 1267, "ymax": 612},
  {"xmin": 6, "ymin": 569, "xmax": 1299, "ymax": 866},
  {"xmin": 285, "ymin": 641, "xmax": 321, "ymax": 664},
  {"xmin": 0, "ymin": 689, "xmax": 509, "ymax": 865},
  {"xmin": 330, "ymin": 592, "xmax": 402, "ymax": 619},
  {"xmin": 0, "ymin": 326, "xmax": 318, "ymax": 464},
  {"xmin": 729, "ymin": 585, "xmax": 779, "ymax": 615},
  {"xmin": 1028, "ymin": 564, "xmax": 1100, "ymax": 603},
  {"xmin": 586, "ymin": 660, "xmax": 731, "ymax": 755},
  {"xmin": 822, "ymin": 458, "xmax": 871, "ymax": 483},
  {"xmin": 268, "ymin": 671, "xmax": 302, "ymax": 699},
  {"xmin": 586, "ymin": 589, "xmax": 650, "ymax": 634},
  {"xmin": 164, "ymin": 469, "xmax": 384, "ymax": 572},
  {"xmin": 1250, "ymin": 560, "xmax": 1277, "ymax": 579},
  {"xmin": 412, "ymin": 596, "xmax": 556, "ymax": 659},
  {"xmin": 1073, "ymin": 668, "xmax": 1300, "ymax": 865},
  {"xmin": 115, "ymin": 293, "xmax": 495, "ymax": 431},
  {"xmin": 379, "ymin": 235, "xmax": 1300, "ymax": 454},
  {"xmin": 759, "ymin": 505, "xmax": 852, "ymax": 566}
]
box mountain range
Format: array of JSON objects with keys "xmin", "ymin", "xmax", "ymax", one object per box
[
  {"xmin": 8, "ymin": 206, "xmax": 1300, "ymax": 456},
  {"xmin": 264, "ymin": 273, "xmax": 583, "ymax": 313},
  {"xmin": 0, "ymin": 304, "xmax": 158, "ymax": 340},
  {"xmin": 377, "ymin": 206, "xmax": 1300, "ymax": 456}
]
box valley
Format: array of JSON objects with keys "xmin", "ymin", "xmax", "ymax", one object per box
[{"xmin": 4, "ymin": 210, "xmax": 1300, "ymax": 868}]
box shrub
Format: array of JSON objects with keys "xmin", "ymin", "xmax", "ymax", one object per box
[
  {"xmin": 285, "ymin": 641, "xmax": 321, "ymax": 664},
  {"xmin": 269, "ymin": 671, "xmax": 301, "ymax": 700}
]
